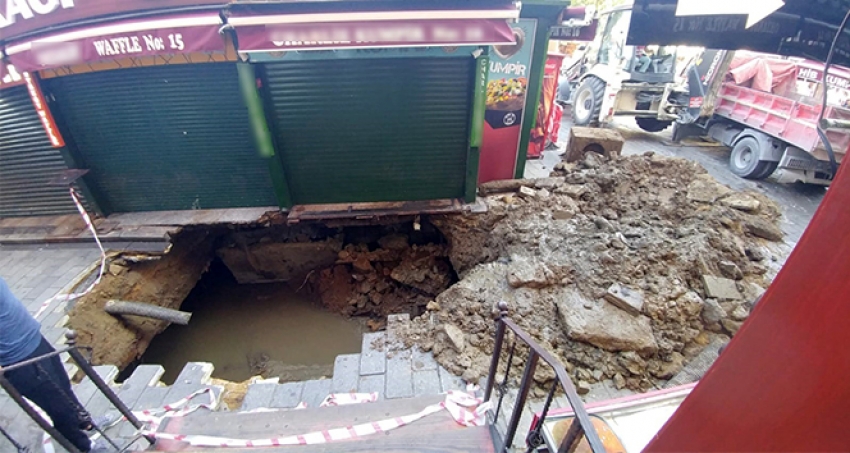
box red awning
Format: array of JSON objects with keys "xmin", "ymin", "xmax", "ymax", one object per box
[
  {"xmin": 4, "ymin": 14, "xmax": 225, "ymax": 73},
  {"xmin": 228, "ymin": 9, "xmax": 518, "ymax": 52}
]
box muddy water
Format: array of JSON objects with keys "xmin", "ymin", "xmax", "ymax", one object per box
[{"xmin": 142, "ymin": 265, "xmax": 364, "ymax": 384}]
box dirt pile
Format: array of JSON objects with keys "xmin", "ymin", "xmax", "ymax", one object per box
[
  {"xmin": 398, "ymin": 153, "xmax": 782, "ymax": 393},
  {"xmin": 310, "ymin": 237, "xmax": 455, "ymax": 320},
  {"xmin": 68, "ymin": 230, "xmax": 217, "ymax": 368}
]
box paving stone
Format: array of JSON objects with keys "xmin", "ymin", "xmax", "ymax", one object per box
[
  {"xmin": 359, "ymin": 332, "xmax": 386, "ymax": 376},
  {"xmin": 412, "ymin": 370, "xmax": 441, "ymax": 397},
  {"xmin": 357, "ymin": 374, "xmax": 385, "ymax": 400},
  {"xmin": 300, "ymin": 379, "xmax": 332, "ymax": 408},
  {"xmin": 438, "ymin": 366, "xmax": 465, "ymax": 392},
  {"xmin": 240, "ymin": 383, "xmax": 278, "ymax": 411},
  {"xmin": 702, "ymin": 275, "xmax": 743, "ymax": 300},
  {"xmin": 411, "ymin": 348, "xmax": 438, "ymax": 371},
  {"xmin": 119, "ymin": 386, "xmax": 170, "ymax": 438},
  {"xmin": 116, "ymin": 365, "xmax": 165, "ymax": 409},
  {"xmin": 171, "ymin": 362, "xmax": 214, "ymax": 386},
  {"xmin": 385, "ymin": 349, "xmax": 413, "ymax": 399},
  {"xmin": 331, "ymin": 354, "xmax": 360, "ymax": 394},
  {"xmin": 73, "ymin": 377, "xmax": 102, "ymax": 408},
  {"xmin": 269, "ymin": 382, "xmax": 304, "ymax": 409}
]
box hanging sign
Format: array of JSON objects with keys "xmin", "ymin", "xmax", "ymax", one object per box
[
  {"xmin": 22, "ymin": 71, "xmax": 64, "ymax": 147},
  {"xmin": 5, "ymin": 14, "xmax": 224, "ymax": 72},
  {"xmin": 478, "ymin": 18, "xmax": 536, "ymax": 183}
]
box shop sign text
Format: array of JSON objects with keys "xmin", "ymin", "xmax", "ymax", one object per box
[{"xmin": 0, "ymin": 0, "xmax": 74, "ymax": 29}]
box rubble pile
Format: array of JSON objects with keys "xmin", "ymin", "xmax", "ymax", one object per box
[
  {"xmin": 310, "ymin": 235, "xmax": 455, "ymax": 320},
  {"xmin": 397, "ymin": 153, "xmax": 783, "ymax": 393}
]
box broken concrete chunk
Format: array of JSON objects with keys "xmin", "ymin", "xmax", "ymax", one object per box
[
  {"xmin": 552, "ymin": 209, "xmax": 575, "ymax": 220},
  {"xmin": 440, "ymin": 324, "xmax": 466, "ymax": 353},
  {"xmin": 718, "ymin": 260, "xmax": 743, "ymax": 280},
  {"xmin": 702, "ymin": 275, "xmax": 743, "ymax": 300},
  {"xmin": 556, "ymin": 288, "xmax": 658, "ymax": 356},
  {"xmin": 108, "ymin": 263, "xmax": 126, "ymax": 276},
  {"xmin": 518, "ymin": 186, "xmax": 537, "ymax": 198},
  {"xmin": 720, "ymin": 193, "xmax": 761, "ymax": 212},
  {"xmin": 534, "ymin": 178, "xmax": 562, "ymax": 190},
  {"xmin": 730, "ymin": 305, "xmax": 750, "ymax": 321},
  {"xmin": 721, "ymin": 318, "xmax": 744, "ymax": 335},
  {"xmin": 506, "ymin": 256, "xmax": 552, "ymax": 289},
  {"xmin": 686, "ymin": 175, "xmax": 732, "ymax": 203},
  {"xmin": 556, "ymin": 184, "xmax": 587, "ymax": 198},
  {"xmin": 537, "ymin": 188, "xmax": 551, "ymax": 199},
  {"xmin": 478, "ymin": 178, "xmax": 535, "ymax": 195},
  {"xmin": 653, "ymin": 352, "xmax": 685, "ymax": 379},
  {"xmin": 701, "ymin": 298, "xmax": 725, "ymax": 325},
  {"xmin": 377, "ymin": 234, "xmax": 409, "ymax": 251},
  {"xmin": 426, "ymin": 301, "xmax": 441, "ymax": 312},
  {"xmin": 576, "ymin": 380, "xmax": 591, "ymax": 395},
  {"xmin": 744, "ymin": 217, "xmax": 784, "ymax": 242},
  {"xmin": 604, "ymin": 283, "xmax": 644, "ymax": 316},
  {"xmin": 352, "ymin": 256, "xmax": 374, "ymax": 274}
]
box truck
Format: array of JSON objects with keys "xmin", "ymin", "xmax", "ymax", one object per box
[
  {"xmin": 692, "ymin": 51, "xmax": 850, "ymax": 185},
  {"xmin": 569, "ymin": 3, "xmax": 704, "ymax": 133}
]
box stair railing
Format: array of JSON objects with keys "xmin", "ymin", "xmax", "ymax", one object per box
[
  {"xmin": 484, "ymin": 301, "xmax": 605, "ymax": 453},
  {"xmin": 0, "ymin": 330, "xmax": 153, "ymax": 453}
]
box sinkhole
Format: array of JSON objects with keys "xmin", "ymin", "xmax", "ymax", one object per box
[{"xmin": 75, "ymin": 219, "xmax": 456, "ymax": 386}]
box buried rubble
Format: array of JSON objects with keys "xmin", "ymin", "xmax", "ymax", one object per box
[{"xmin": 397, "ymin": 153, "xmax": 783, "ymax": 393}]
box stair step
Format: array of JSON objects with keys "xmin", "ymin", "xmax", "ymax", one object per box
[
  {"xmin": 331, "ymin": 354, "xmax": 360, "ymax": 394},
  {"xmin": 269, "ymin": 381, "xmax": 305, "ymax": 409},
  {"xmin": 241, "ymin": 383, "xmax": 278, "ymax": 411},
  {"xmin": 156, "ymin": 395, "xmax": 495, "ymax": 452},
  {"xmin": 359, "ymin": 332, "xmax": 386, "ymax": 376},
  {"xmin": 300, "ymin": 379, "xmax": 332, "ymax": 408}
]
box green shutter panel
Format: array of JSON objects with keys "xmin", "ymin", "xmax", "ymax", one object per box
[
  {"xmin": 263, "ymin": 57, "xmax": 472, "ymax": 205},
  {"xmin": 0, "ymin": 86, "xmax": 80, "ymax": 218},
  {"xmin": 44, "ymin": 64, "xmax": 278, "ymax": 213}
]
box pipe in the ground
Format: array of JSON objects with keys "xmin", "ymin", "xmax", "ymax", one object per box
[{"xmin": 103, "ymin": 300, "xmax": 192, "ymax": 325}]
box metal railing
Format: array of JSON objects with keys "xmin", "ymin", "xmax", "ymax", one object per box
[
  {"xmin": 0, "ymin": 330, "xmax": 153, "ymax": 453},
  {"xmin": 484, "ymin": 302, "xmax": 605, "ymax": 453}
]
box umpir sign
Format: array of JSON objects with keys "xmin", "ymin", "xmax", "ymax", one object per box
[
  {"xmin": 478, "ymin": 18, "xmax": 536, "ymax": 183},
  {"xmin": 5, "ymin": 14, "xmax": 224, "ymax": 72},
  {"xmin": 0, "ymin": 0, "xmax": 227, "ymax": 41},
  {"xmin": 628, "ymin": 0, "xmax": 850, "ymax": 67}
]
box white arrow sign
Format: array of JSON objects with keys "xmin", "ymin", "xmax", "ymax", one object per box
[{"xmin": 676, "ymin": 0, "xmax": 785, "ymax": 28}]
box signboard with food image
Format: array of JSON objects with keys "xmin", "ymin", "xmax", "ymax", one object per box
[{"xmin": 479, "ymin": 18, "xmax": 537, "ymax": 183}]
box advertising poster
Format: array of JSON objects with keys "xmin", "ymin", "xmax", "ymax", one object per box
[{"xmin": 478, "ymin": 18, "xmax": 537, "ymax": 183}]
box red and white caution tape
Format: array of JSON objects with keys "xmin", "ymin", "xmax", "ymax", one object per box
[
  {"xmin": 118, "ymin": 386, "xmax": 487, "ymax": 448},
  {"xmin": 33, "ymin": 188, "xmax": 107, "ymax": 321}
]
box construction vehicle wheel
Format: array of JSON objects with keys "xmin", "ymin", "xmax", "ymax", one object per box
[
  {"xmin": 635, "ymin": 117, "xmax": 673, "ymax": 132},
  {"xmin": 730, "ymin": 136, "xmax": 775, "ymax": 179},
  {"xmin": 572, "ymin": 77, "xmax": 605, "ymax": 126}
]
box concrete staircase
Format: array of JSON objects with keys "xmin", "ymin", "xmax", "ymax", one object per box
[{"xmin": 0, "ymin": 314, "xmax": 468, "ymax": 452}]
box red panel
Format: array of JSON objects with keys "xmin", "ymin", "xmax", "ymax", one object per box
[{"xmin": 645, "ymin": 142, "xmax": 850, "ymax": 451}]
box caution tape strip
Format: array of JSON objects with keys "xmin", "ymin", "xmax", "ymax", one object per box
[
  {"xmin": 33, "ymin": 188, "xmax": 107, "ymax": 320},
  {"xmin": 131, "ymin": 386, "xmax": 487, "ymax": 448}
]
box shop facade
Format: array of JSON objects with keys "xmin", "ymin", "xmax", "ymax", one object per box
[{"xmin": 0, "ymin": 0, "xmax": 564, "ymax": 217}]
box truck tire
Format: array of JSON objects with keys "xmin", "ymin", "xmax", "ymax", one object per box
[
  {"xmin": 572, "ymin": 77, "xmax": 605, "ymax": 126},
  {"xmin": 635, "ymin": 117, "xmax": 673, "ymax": 132},
  {"xmin": 729, "ymin": 136, "xmax": 775, "ymax": 179}
]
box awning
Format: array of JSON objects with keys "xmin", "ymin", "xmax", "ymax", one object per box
[
  {"xmin": 4, "ymin": 14, "xmax": 225, "ymax": 73},
  {"xmin": 228, "ymin": 9, "xmax": 519, "ymax": 52}
]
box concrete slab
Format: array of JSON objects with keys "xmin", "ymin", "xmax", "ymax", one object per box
[
  {"xmin": 241, "ymin": 383, "xmax": 278, "ymax": 411},
  {"xmin": 331, "ymin": 354, "xmax": 360, "ymax": 394},
  {"xmin": 412, "ymin": 370, "xmax": 441, "ymax": 397},
  {"xmin": 359, "ymin": 332, "xmax": 386, "ymax": 376},
  {"xmin": 300, "ymin": 379, "xmax": 332, "ymax": 408},
  {"xmin": 357, "ymin": 374, "xmax": 385, "ymax": 400},
  {"xmin": 269, "ymin": 382, "xmax": 305, "ymax": 409},
  {"xmin": 385, "ymin": 349, "xmax": 413, "ymax": 399}
]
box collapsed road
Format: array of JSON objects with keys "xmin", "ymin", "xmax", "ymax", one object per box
[{"xmin": 65, "ymin": 152, "xmax": 785, "ymax": 399}]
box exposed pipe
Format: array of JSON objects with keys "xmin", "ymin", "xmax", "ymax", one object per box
[{"xmin": 104, "ymin": 300, "xmax": 192, "ymax": 325}]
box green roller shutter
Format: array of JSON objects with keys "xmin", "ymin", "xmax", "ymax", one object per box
[
  {"xmin": 263, "ymin": 57, "xmax": 473, "ymax": 205},
  {"xmin": 44, "ymin": 64, "xmax": 278, "ymax": 213},
  {"xmin": 0, "ymin": 85, "xmax": 80, "ymax": 218}
]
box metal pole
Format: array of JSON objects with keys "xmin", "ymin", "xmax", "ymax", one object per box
[
  {"xmin": 64, "ymin": 332, "xmax": 148, "ymax": 439},
  {"xmin": 502, "ymin": 350, "xmax": 539, "ymax": 453},
  {"xmin": 484, "ymin": 301, "xmax": 510, "ymax": 402},
  {"xmin": 0, "ymin": 373, "xmax": 82, "ymax": 453}
]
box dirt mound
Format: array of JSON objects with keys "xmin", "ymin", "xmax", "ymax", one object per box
[{"xmin": 400, "ymin": 153, "xmax": 781, "ymax": 393}]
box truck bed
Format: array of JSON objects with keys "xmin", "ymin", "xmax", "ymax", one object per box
[{"xmin": 715, "ymin": 83, "xmax": 849, "ymax": 162}]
